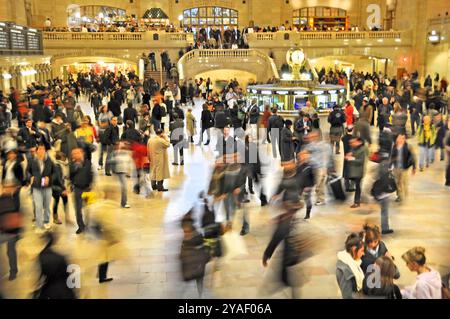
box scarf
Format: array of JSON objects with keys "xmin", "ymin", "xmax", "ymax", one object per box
[{"xmin": 337, "ymin": 250, "xmax": 365, "ymax": 291}]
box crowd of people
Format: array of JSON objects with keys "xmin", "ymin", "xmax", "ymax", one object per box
[{"xmin": 0, "ymin": 63, "xmax": 449, "ymax": 299}]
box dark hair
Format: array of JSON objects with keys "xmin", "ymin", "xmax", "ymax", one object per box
[
  {"xmin": 126, "ymin": 120, "xmax": 134, "ymax": 128},
  {"xmin": 361, "ymin": 224, "xmax": 381, "ymax": 245},
  {"xmin": 155, "ymin": 128, "xmax": 164, "ymax": 135},
  {"xmin": 345, "ymin": 233, "xmax": 364, "ymax": 256}
]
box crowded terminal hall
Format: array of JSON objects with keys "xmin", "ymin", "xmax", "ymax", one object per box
[{"xmin": 0, "ymin": 0, "xmax": 449, "ymax": 303}]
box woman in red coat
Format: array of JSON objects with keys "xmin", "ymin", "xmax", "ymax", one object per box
[{"xmin": 345, "ymin": 101, "xmax": 354, "ymax": 127}]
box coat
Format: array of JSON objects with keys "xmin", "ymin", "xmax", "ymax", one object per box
[
  {"xmin": 346, "ymin": 144, "xmax": 367, "ymax": 179},
  {"xmin": 280, "ymin": 127, "xmax": 295, "ymax": 161},
  {"xmin": 147, "ymin": 136, "xmax": 170, "ymax": 181},
  {"xmin": 186, "ymin": 112, "xmax": 196, "ymax": 136}
]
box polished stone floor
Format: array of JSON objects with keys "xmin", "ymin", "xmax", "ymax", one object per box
[{"xmin": 0, "ymin": 97, "xmax": 449, "ymax": 299}]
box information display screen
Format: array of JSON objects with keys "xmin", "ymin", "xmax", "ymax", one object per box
[
  {"xmin": 0, "ymin": 23, "xmax": 42, "ymax": 52},
  {"xmin": 10, "ymin": 29, "xmax": 27, "ymax": 49},
  {"xmin": 27, "ymin": 30, "xmax": 41, "ymax": 50},
  {"xmin": 0, "ymin": 23, "xmax": 9, "ymax": 49}
]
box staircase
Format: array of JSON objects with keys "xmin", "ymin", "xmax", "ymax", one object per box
[{"xmin": 144, "ymin": 67, "xmax": 168, "ymax": 86}]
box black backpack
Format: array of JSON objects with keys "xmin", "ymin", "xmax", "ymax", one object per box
[{"xmin": 160, "ymin": 105, "xmax": 167, "ymax": 117}]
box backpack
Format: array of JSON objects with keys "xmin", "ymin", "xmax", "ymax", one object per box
[{"xmin": 160, "ymin": 105, "xmax": 167, "ymax": 117}]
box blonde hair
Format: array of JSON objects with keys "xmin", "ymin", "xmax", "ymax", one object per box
[{"xmin": 402, "ymin": 247, "xmax": 426, "ymax": 266}]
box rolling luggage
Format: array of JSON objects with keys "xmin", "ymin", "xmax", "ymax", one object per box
[{"xmin": 327, "ymin": 174, "xmax": 347, "ymax": 201}]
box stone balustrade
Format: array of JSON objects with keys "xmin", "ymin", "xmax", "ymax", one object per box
[
  {"xmin": 42, "ymin": 31, "xmax": 194, "ymax": 49},
  {"xmin": 247, "ymin": 30, "xmax": 410, "ymax": 47}
]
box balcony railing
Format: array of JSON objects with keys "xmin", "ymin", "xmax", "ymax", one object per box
[
  {"xmin": 42, "ymin": 31, "xmax": 194, "ymax": 49},
  {"xmin": 248, "ymin": 30, "xmax": 406, "ymax": 43}
]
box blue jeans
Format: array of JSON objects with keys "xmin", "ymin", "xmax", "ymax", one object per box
[
  {"xmin": 32, "ymin": 187, "xmax": 52, "ymax": 228},
  {"xmin": 419, "ymin": 145, "xmax": 435, "ymax": 169},
  {"xmin": 380, "ymin": 197, "xmax": 390, "ymax": 231}
]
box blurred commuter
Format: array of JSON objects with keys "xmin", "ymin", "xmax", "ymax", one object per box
[
  {"xmin": 33, "ymin": 232, "xmax": 77, "ymax": 299},
  {"xmin": 147, "ymin": 128, "xmax": 170, "ymax": 192}
]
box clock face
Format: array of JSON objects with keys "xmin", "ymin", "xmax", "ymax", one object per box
[{"xmin": 291, "ymin": 50, "xmax": 305, "ymax": 65}]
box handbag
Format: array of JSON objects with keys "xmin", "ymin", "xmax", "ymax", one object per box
[{"xmin": 0, "ymin": 194, "xmax": 23, "ymax": 234}]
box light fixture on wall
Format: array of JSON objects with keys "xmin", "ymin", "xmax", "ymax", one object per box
[{"xmin": 428, "ymin": 30, "xmax": 440, "ymax": 44}]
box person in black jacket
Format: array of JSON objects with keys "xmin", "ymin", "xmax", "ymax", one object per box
[
  {"xmin": 1, "ymin": 147, "xmax": 26, "ymax": 281},
  {"xmin": 172, "ymin": 103, "xmax": 185, "ymax": 120},
  {"xmin": 103, "ymin": 117, "xmax": 119, "ymax": 176},
  {"xmin": 360, "ymin": 224, "xmax": 400, "ymax": 278},
  {"xmin": 121, "ymin": 120, "xmax": 142, "ymax": 144},
  {"xmin": 34, "ymin": 232, "xmax": 76, "ymax": 299},
  {"xmin": 90, "ymin": 90, "xmax": 102, "ymax": 120},
  {"xmin": 268, "ymin": 108, "xmax": 284, "ymax": 158},
  {"xmin": 69, "ymin": 148, "xmax": 93, "ymax": 234},
  {"xmin": 297, "ymin": 150, "xmax": 315, "ymax": 219},
  {"xmin": 28, "ymin": 144, "xmax": 54, "ymax": 232},
  {"xmin": 31, "ymin": 99, "xmax": 52, "ymax": 124},
  {"xmin": 151, "ymin": 102, "xmax": 163, "ymax": 130},
  {"xmin": 293, "ymin": 112, "xmax": 312, "ymax": 154},
  {"xmin": 36, "ymin": 120, "xmax": 52, "ymax": 150},
  {"xmin": 199, "ymin": 103, "xmax": 214, "ymax": 145},
  {"xmin": 280, "ymin": 120, "xmax": 295, "ymax": 161},
  {"xmin": 342, "ymin": 126, "xmax": 355, "ymax": 192},
  {"xmin": 230, "ymin": 104, "xmax": 242, "ymax": 130},
  {"xmin": 52, "ymin": 152, "xmax": 69, "ymax": 225},
  {"xmin": 107, "ymin": 98, "xmax": 121, "ymax": 119},
  {"xmin": 18, "ymin": 118, "xmax": 40, "ymax": 151},
  {"xmin": 214, "ymin": 104, "xmax": 229, "ymax": 130},
  {"xmin": 123, "ymin": 102, "xmax": 138, "ymax": 127},
  {"xmin": 328, "ymin": 106, "xmax": 346, "ymax": 154}
]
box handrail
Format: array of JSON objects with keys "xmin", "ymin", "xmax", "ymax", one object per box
[{"xmin": 177, "ymin": 49, "xmax": 279, "ymax": 80}]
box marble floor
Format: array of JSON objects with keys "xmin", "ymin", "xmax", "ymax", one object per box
[{"xmin": 0, "ymin": 97, "xmax": 449, "ymax": 299}]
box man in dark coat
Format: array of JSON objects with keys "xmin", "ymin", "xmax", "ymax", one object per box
[
  {"xmin": 268, "ymin": 108, "xmax": 284, "ymax": 158},
  {"xmin": 280, "ymin": 120, "xmax": 295, "ymax": 161},
  {"xmin": 123, "ymin": 102, "xmax": 138, "ymax": 127},
  {"xmin": 103, "ymin": 117, "xmax": 120, "ymax": 176},
  {"xmin": 69, "ymin": 148, "xmax": 93, "ymax": 234}
]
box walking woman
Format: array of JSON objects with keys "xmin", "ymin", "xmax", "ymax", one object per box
[{"xmin": 199, "ymin": 103, "xmax": 214, "ymax": 145}]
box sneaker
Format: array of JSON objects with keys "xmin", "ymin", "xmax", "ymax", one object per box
[
  {"xmin": 240, "ymin": 228, "xmax": 249, "ymax": 236},
  {"xmin": 315, "ymin": 201, "xmax": 325, "ymax": 206},
  {"xmin": 44, "ymin": 223, "xmax": 52, "ymax": 230},
  {"xmin": 381, "ymin": 229, "xmax": 394, "ymax": 235},
  {"xmin": 122, "ymin": 204, "xmax": 131, "ymax": 208},
  {"xmin": 180, "ymin": 161, "xmax": 184, "ymax": 166},
  {"xmin": 172, "ymin": 162, "xmax": 179, "ymax": 166},
  {"xmin": 105, "ymin": 173, "xmax": 112, "ymax": 176},
  {"xmin": 76, "ymin": 228, "xmax": 84, "ymax": 235}
]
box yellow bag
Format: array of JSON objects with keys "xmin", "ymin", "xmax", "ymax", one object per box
[{"xmin": 81, "ymin": 191, "xmax": 97, "ymax": 206}]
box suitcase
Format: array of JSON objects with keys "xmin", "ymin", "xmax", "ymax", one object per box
[{"xmin": 327, "ymin": 175, "xmax": 347, "ymax": 201}]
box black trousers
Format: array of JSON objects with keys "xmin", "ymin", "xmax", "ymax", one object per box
[
  {"xmin": 351, "ymin": 178, "xmax": 362, "ymax": 204},
  {"xmin": 446, "ymin": 159, "xmax": 450, "ymax": 185},
  {"xmin": 73, "ymin": 187, "xmax": 85, "ymax": 230},
  {"xmin": 99, "ymin": 262, "xmax": 109, "ymax": 280},
  {"xmin": 52, "ymin": 192, "xmax": 68, "ymax": 217}
]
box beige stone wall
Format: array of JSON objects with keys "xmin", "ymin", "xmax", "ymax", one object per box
[{"xmin": 0, "ymin": 0, "xmax": 28, "ymax": 26}]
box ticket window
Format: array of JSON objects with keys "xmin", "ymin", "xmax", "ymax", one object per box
[
  {"xmin": 294, "ymin": 96, "xmax": 308, "ymax": 111},
  {"xmin": 316, "ymin": 94, "xmax": 330, "ymax": 112}
]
